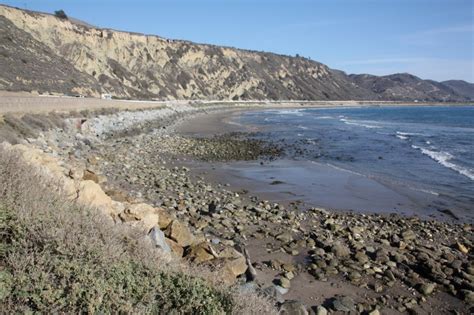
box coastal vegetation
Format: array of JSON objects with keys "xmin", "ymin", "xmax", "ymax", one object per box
[{"xmin": 0, "ymin": 146, "xmax": 274, "ymax": 313}]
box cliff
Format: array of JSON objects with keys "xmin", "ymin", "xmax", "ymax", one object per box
[{"xmin": 0, "ymin": 5, "xmax": 472, "ymax": 101}]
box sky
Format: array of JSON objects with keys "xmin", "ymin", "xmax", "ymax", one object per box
[{"xmin": 2, "ymin": 0, "xmax": 473, "ymax": 82}]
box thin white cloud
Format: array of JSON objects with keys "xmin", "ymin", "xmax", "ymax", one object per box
[
  {"xmin": 414, "ymin": 24, "xmax": 473, "ymax": 36},
  {"xmin": 401, "ymin": 24, "xmax": 473, "ymax": 46}
]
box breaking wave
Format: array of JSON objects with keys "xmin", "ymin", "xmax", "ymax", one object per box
[{"xmin": 411, "ymin": 145, "xmax": 474, "ymax": 181}]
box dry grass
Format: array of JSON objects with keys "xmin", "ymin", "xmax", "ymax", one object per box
[{"xmin": 0, "ymin": 146, "xmax": 276, "ymax": 314}]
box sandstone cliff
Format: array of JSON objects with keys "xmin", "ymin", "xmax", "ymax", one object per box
[{"xmin": 0, "ymin": 5, "xmax": 472, "ymax": 101}]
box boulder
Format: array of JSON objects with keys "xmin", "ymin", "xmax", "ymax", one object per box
[
  {"xmin": 217, "ymin": 253, "xmax": 248, "ymax": 284},
  {"xmin": 82, "ymin": 169, "xmax": 99, "ymax": 183},
  {"xmin": 461, "ymin": 290, "xmax": 474, "ymax": 304},
  {"xmin": 279, "ymin": 300, "xmax": 308, "ymax": 315},
  {"xmin": 185, "ymin": 242, "xmax": 216, "ymax": 263},
  {"xmin": 331, "ymin": 242, "xmax": 351, "ymax": 258},
  {"xmin": 219, "ymin": 246, "xmax": 244, "ymax": 259},
  {"xmin": 401, "ymin": 229, "xmax": 416, "ymax": 241},
  {"xmin": 419, "ymin": 283, "xmax": 436, "ymax": 295},
  {"xmin": 276, "ymin": 232, "xmax": 293, "ymax": 243},
  {"xmin": 332, "ymin": 296, "xmax": 356, "ymax": 312},
  {"xmin": 76, "ymin": 180, "xmax": 113, "ymax": 213},
  {"xmin": 149, "ymin": 226, "xmax": 171, "ymax": 253},
  {"xmin": 165, "ymin": 220, "xmax": 194, "ymax": 247},
  {"xmin": 279, "ymin": 277, "xmax": 291, "ymax": 289},
  {"xmin": 262, "ymin": 286, "xmax": 285, "ymax": 303},
  {"xmin": 119, "ymin": 203, "xmax": 160, "ymax": 230},
  {"xmin": 165, "ymin": 238, "xmax": 184, "ymax": 257},
  {"xmin": 315, "ymin": 305, "xmax": 328, "ymax": 315},
  {"xmin": 157, "ymin": 208, "xmax": 174, "ymax": 229},
  {"xmin": 456, "ymin": 242, "xmax": 469, "ymax": 254}
]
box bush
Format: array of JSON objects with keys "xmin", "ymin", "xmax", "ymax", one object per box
[
  {"xmin": 0, "ymin": 146, "xmax": 275, "ymax": 314},
  {"xmin": 54, "ymin": 10, "xmax": 68, "ymax": 19}
]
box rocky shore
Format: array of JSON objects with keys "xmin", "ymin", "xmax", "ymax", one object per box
[{"xmin": 9, "ymin": 104, "xmax": 474, "ymax": 314}]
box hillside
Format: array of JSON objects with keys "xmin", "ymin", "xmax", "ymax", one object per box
[
  {"xmin": 442, "ymin": 80, "xmax": 474, "ymax": 100},
  {"xmin": 0, "ymin": 5, "xmax": 472, "ymax": 101},
  {"xmin": 349, "ymin": 73, "xmax": 470, "ymax": 102}
]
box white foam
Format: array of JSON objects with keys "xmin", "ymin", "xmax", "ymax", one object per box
[
  {"xmin": 274, "ymin": 109, "xmax": 304, "ymax": 116},
  {"xmin": 411, "ymin": 145, "xmax": 474, "ymax": 181},
  {"xmin": 226, "ymin": 120, "xmax": 244, "ymax": 127},
  {"xmin": 340, "ymin": 118, "xmax": 381, "ymax": 129},
  {"xmin": 414, "ymin": 188, "xmax": 439, "ymax": 196},
  {"xmin": 297, "ymin": 125, "xmax": 309, "ymax": 130},
  {"xmin": 324, "ymin": 162, "xmax": 365, "ymax": 177},
  {"xmin": 315, "ymin": 116, "xmax": 334, "ymax": 119},
  {"xmin": 396, "ymin": 131, "xmax": 423, "ymax": 136},
  {"xmin": 396, "ymin": 135, "xmax": 408, "ymax": 140}
]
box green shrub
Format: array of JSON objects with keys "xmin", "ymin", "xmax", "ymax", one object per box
[
  {"xmin": 0, "ymin": 144, "xmax": 275, "ymax": 314},
  {"xmin": 54, "ymin": 10, "xmax": 68, "ymax": 19},
  {"xmin": 0, "ymin": 149, "xmax": 238, "ymax": 314}
]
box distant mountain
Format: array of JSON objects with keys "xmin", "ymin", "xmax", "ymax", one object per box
[
  {"xmin": 441, "ymin": 80, "xmax": 474, "ymax": 100},
  {"xmin": 349, "ymin": 73, "xmax": 472, "ymax": 102},
  {"xmin": 0, "ymin": 5, "xmax": 472, "ymax": 102}
]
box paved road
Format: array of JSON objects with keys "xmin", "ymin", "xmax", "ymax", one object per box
[{"xmin": 0, "ymin": 94, "xmax": 171, "ymax": 114}]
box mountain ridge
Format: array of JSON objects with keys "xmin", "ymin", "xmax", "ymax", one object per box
[{"xmin": 0, "ymin": 5, "xmax": 472, "ymax": 101}]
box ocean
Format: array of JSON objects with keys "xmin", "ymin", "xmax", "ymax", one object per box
[{"xmin": 228, "ymin": 105, "xmax": 474, "ymax": 222}]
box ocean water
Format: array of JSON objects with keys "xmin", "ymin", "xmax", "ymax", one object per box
[{"xmin": 231, "ymin": 105, "xmax": 474, "ymax": 221}]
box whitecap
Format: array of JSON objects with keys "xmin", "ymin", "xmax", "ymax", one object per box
[
  {"xmin": 396, "ymin": 131, "xmax": 423, "ymax": 136},
  {"xmin": 396, "ymin": 135, "xmax": 408, "ymax": 140},
  {"xmin": 340, "ymin": 118, "xmax": 381, "ymax": 129},
  {"xmin": 411, "ymin": 145, "xmax": 474, "ymax": 181},
  {"xmin": 274, "ymin": 109, "xmax": 304, "ymax": 116}
]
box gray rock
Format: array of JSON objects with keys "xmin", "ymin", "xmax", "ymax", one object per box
[
  {"xmin": 238, "ymin": 281, "xmax": 259, "ymax": 294},
  {"xmin": 331, "ymin": 242, "xmax": 350, "ymax": 258},
  {"xmin": 419, "ymin": 283, "xmax": 436, "ymax": 295},
  {"xmin": 262, "ymin": 285, "xmax": 285, "ymax": 303},
  {"xmin": 401, "ymin": 229, "xmax": 416, "ymax": 241},
  {"xmin": 279, "ymin": 300, "xmax": 309, "ymax": 315},
  {"xmin": 461, "ymin": 290, "xmax": 474, "ymax": 304},
  {"xmin": 149, "ymin": 226, "xmax": 171, "ymax": 253},
  {"xmin": 315, "ymin": 305, "xmax": 328, "ymax": 315},
  {"xmin": 276, "ymin": 232, "xmax": 293, "ymax": 243},
  {"xmin": 332, "ymin": 296, "xmax": 356, "ymax": 312},
  {"xmin": 279, "ymin": 277, "xmax": 291, "ymax": 288},
  {"xmin": 274, "ymin": 285, "xmax": 290, "ymax": 295}
]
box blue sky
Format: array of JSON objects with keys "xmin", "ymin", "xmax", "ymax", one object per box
[{"xmin": 2, "ymin": 0, "xmax": 473, "ymax": 82}]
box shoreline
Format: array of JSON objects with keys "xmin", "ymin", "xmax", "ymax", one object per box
[
  {"xmin": 1, "ymin": 92, "xmax": 473, "ymax": 115},
  {"xmin": 174, "ymin": 107, "xmax": 472, "ymax": 224},
  {"xmin": 2, "ymin": 102, "xmax": 473, "ymax": 313}
]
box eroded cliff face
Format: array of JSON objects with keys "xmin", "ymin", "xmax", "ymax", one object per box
[
  {"xmin": 0, "ymin": 5, "xmax": 373, "ymax": 100},
  {"xmin": 1, "ymin": 5, "xmax": 472, "ymax": 101}
]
